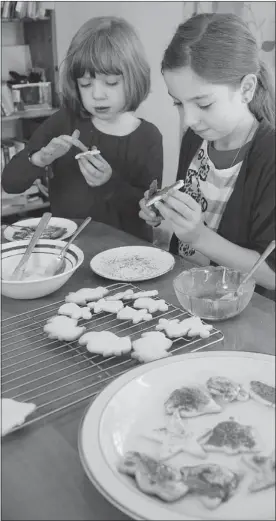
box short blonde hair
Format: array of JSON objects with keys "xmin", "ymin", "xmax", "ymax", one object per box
[{"xmin": 61, "ymin": 16, "xmax": 151, "ymax": 115}]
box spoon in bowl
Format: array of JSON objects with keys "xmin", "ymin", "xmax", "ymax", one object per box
[
  {"xmin": 44, "ymin": 216, "xmax": 91, "ymax": 277},
  {"xmin": 10, "ymin": 212, "xmax": 52, "ymax": 281},
  {"xmin": 220, "ymin": 240, "xmax": 275, "ymax": 300}
]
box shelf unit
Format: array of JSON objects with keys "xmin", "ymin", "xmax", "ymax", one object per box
[
  {"xmin": 2, "ymin": 107, "xmax": 58, "ymax": 121},
  {"xmin": 2, "ymin": 200, "xmax": 50, "ymax": 217},
  {"xmin": 1, "ymin": 9, "xmax": 59, "ymax": 221}
]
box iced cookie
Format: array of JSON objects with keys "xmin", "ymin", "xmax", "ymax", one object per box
[
  {"xmin": 132, "ymin": 331, "xmax": 172, "ymax": 363},
  {"xmin": 43, "ymin": 315, "xmax": 85, "ymax": 341},
  {"xmin": 118, "ymin": 451, "xmax": 189, "ymax": 502},
  {"xmin": 198, "ymin": 418, "xmax": 263, "ymax": 455},
  {"xmin": 65, "ymin": 287, "xmax": 109, "ymax": 305},
  {"xmin": 58, "ymin": 302, "xmax": 92, "ymax": 320},
  {"xmin": 79, "ymin": 331, "xmax": 132, "ymax": 356},
  {"xmin": 117, "ymin": 306, "xmax": 152, "ymax": 324},
  {"xmin": 242, "ymin": 451, "xmax": 275, "ymax": 492},
  {"xmin": 75, "ymin": 148, "xmax": 100, "ymax": 160},
  {"xmin": 106, "ymin": 289, "xmax": 135, "ymax": 301},
  {"xmin": 165, "ymin": 385, "xmax": 221, "ymax": 418},
  {"xmin": 88, "ymin": 298, "xmax": 124, "ymax": 314},
  {"xmin": 156, "ymin": 317, "xmax": 212, "ymax": 339},
  {"xmin": 1, "ymin": 398, "xmax": 36, "ymax": 437},
  {"xmin": 206, "ymin": 376, "xmax": 249, "ymax": 403},
  {"xmin": 133, "ymin": 297, "xmax": 168, "ymax": 313},
  {"xmin": 180, "ymin": 463, "xmax": 243, "ymax": 509},
  {"xmin": 249, "ymin": 380, "xmax": 275, "ymax": 408},
  {"xmin": 127, "ymin": 290, "xmax": 159, "ymax": 300}
]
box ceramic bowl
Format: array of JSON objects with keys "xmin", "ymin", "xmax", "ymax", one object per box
[{"xmin": 1, "ymin": 239, "xmax": 84, "ymax": 299}]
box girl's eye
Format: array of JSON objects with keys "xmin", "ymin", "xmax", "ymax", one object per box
[
  {"xmin": 106, "ymin": 81, "xmax": 119, "ymax": 87},
  {"xmin": 79, "ymin": 83, "xmax": 91, "ymax": 89},
  {"xmin": 173, "ymin": 101, "xmax": 182, "ymax": 107},
  {"xmin": 199, "ymin": 103, "xmax": 213, "ymax": 110}
]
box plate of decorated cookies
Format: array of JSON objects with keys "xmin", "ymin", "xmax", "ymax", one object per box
[
  {"xmin": 78, "ymin": 351, "xmax": 275, "ymax": 521},
  {"xmin": 4, "ymin": 217, "xmax": 77, "ymax": 242}
]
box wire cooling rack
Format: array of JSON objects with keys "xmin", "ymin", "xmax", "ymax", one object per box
[{"xmin": 2, "ymin": 282, "xmax": 224, "ymax": 433}]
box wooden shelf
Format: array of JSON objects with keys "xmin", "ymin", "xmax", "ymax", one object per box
[
  {"xmin": 2, "ymin": 107, "xmax": 58, "ymax": 121},
  {"xmin": 2, "ymin": 200, "xmax": 50, "ymax": 217},
  {"xmin": 1, "ymin": 17, "xmax": 50, "ymax": 23}
]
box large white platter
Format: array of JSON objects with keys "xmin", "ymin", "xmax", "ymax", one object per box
[
  {"xmin": 4, "ymin": 217, "xmax": 77, "ymax": 242},
  {"xmin": 90, "ymin": 246, "xmax": 175, "ymax": 281},
  {"xmin": 79, "ymin": 351, "xmax": 275, "ymax": 521}
]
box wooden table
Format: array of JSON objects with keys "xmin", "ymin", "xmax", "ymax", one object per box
[{"xmin": 2, "ymin": 222, "xmax": 275, "ymax": 521}]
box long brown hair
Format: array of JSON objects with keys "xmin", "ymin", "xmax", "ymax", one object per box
[
  {"xmin": 162, "ymin": 13, "xmax": 275, "ymax": 127},
  {"xmin": 60, "ymin": 16, "xmax": 150, "ymax": 116}
]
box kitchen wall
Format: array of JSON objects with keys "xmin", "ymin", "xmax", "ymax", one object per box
[
  {"xmin": 54, "ymin": 1, "xmax": 184, "ymax": 187},
  {"xmin": 185, "ymin": 1, "xmax": 275, "ymax": 71}
]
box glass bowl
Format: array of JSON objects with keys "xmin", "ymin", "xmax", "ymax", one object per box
[{"xmin": 173, "ymin": 266, "xmax": 255, "ymax": 321}]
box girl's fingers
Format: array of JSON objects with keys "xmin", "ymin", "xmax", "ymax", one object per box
[
  {"xmin": 79, "ymin": 157, "xmax": 102, "ymax": 176},
  {"xmin": 50, "ymin": 137, "xmax": 71, "ymax": 150},
  {"xmin": 78, "ymin": 160, "xmax": 98, "ymax": 186},
  {"xmin": 155, "ymin": 200, "xmax": 188, "ymax": 227},
  {"xmin": 139, "ymin": 198, "xmax": 157, "ymax": 220},
  {"xmin": 163, "ymin": 194, "xmax": 194, "ymax": 220},
  {"xmin": 83, "ymin": 154, "xmax": 107, "ymax": 171},
  {"xmin": 60, "ymin": 135, "xmax": 88, "ymax": 152},
  {"xmin": 169, "ymin": 190, "xmax": 199, "ymax": 211},
  {"xmin": 72, "ymin": 129, "xmax": 80, "ymax": 140},
  {"xmin": 138, "ymin": 207, "xmax": 161, "ymax": 225}
]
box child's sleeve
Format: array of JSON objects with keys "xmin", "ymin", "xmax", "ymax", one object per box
[
  {"xmin": 1, "ymin": 108, "xmax": 68, "ymax": 194},
  {"xmin": 249, "ymin": 158, "xmax": 275, "ymax": 272}
]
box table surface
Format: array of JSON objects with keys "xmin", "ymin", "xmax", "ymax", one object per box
[{"xmin": 2, "ymin": 222, "xmax": 275, "ymax": 521}]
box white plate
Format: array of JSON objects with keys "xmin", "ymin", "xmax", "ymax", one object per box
[
  {"xmin": 79, "ymin": 351, "xmax": 275, "ymax": 521},
  {"xmin": 4, "ymin": 217, "xmax": 78, "ymax": 242},
  {"xmin": 90, "ymin": 246, "xmax": 175, "ymax": 281}
]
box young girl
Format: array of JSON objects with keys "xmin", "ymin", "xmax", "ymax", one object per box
[
  {"xmin": 2, "ymin": 17, "xmax": 163, "ymax": 241},
  {"xmin": 139, "ymin": 13, "xmax": 275, "ymax": 294}
]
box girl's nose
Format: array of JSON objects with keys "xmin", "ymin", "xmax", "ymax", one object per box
[
  {"xmin": 183, "ymin": 105, "xmax": 200, "ymax": 129},
  {"xmin": 92, "ymin": 81, "xmax": 106, "ymax": 100}
]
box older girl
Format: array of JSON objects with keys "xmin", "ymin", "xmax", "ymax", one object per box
[
  {"xmin": 139, "ymin": 13, "xmax": 275, "ymax": 292},
  {"xmin": 2, "ymin": 17, "xmax": 163, "ymax": 241}
]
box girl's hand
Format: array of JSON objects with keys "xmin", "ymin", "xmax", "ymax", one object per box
[
  {"xmin": 31, "ymin": 130, "xmax": 82, "ymax": 167},
  {"xmin": 77, "ymin": 150, "xmax": 112, "ymax": 187},
  {"xmin": 139, "ymin": 190, "xmax": 163, "ymax": 227},
  {"xmin": 155, "ymin": 190, "xmax": 205, "ymax": 245}
]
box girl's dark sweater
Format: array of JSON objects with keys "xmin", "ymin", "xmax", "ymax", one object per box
[
  {"xmin": 170, "ymin": 119, "xmax": 275, "ymax": 298},
  {"xmin": 2, "ymin": 107, "xmax": 163, "ymax": 242}
]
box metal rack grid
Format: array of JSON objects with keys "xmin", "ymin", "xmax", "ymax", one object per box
[{"xmin": 2, "ymin": 282, "xmax": 224, "ymax": 433}]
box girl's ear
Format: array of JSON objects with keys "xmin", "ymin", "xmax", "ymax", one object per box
[{"xmin": 240, "ymin": 74, "xmax": 257, "ymax": 104}]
